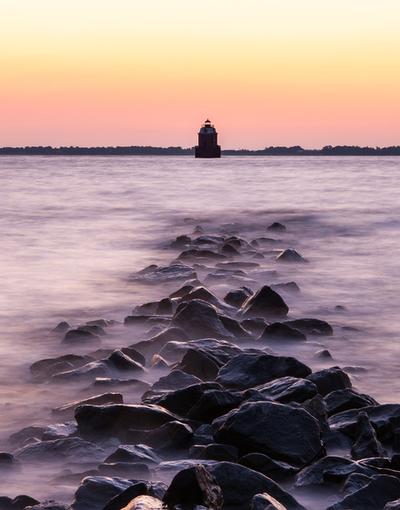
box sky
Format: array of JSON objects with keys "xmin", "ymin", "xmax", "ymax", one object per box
[{"xmin": 1, "ymin": 0, "xmax": 400, "ymax": 149}]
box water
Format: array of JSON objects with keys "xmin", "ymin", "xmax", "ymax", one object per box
[{"xmin": 1, "ymin": 155, "xmax": 400, "ymax": 505}]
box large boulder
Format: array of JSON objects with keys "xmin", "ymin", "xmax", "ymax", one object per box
[
  {"xmin": 75, "ymin": 404, "xmax": 177, "ymax": 440},
  {"xmin": 307, "ymin": 367, "xmax": 351, "ymax": 396},
  {"xmin": 104, "ymin": 444, "xmax": 161, "ymax": 465},
  {"xmin": 52, "ymin": 393, "xmax": 123, "ymax": 419},
  {"xmin": 258, "ymin": 323, "xmax": 306, "ymax": 342},
  {"xmin": 324, "ymin": 388, "xmax": 378, "ymax": 416},
  {"xmin": 213, "ymin": 401, "xmax": 323, "ymax": 467},
  {"xmin": 351, "ymin": 412, "xmax": 386, "ymax": 460},
  {"xmin": 239, "ymin": 286, "xmax": 289, "ymax": 319},
  {"xmin": 240, "ymin": 453, "xmax": 299, "ymax": 481},
  {"xmin": 71, "ymin": 476, "xmax": 133, "ymax": 510},
  {"xmin": 217, "ymin": 353, "xmax": 311, "ymax": 390},
  {"xmin": 187, "ymin": 389, "xmax": 244, "ymax": 422},
  {"xmin": 224, "ymin": 287, "xmax": 253, "ymax": 308},
  {"xmin": 177, "ymin": 349, "xmax": 220, "ymax": 381},
  {"xmin": 253, "ymin": 377, "xmax": 317, "ymax": 404},
  {"xmin": 283, "ymin": 318, "xmax": 333, "ymax": 336},
  {"xmin": 159, "ymin": 338, "xmax": 242, "ymax": 365}
]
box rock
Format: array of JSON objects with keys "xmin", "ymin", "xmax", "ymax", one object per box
[
  {"xmin": 132, "ymin": 264, "xmax": 196, "ymax": 284},
  {"xmin": 271, "ymin": 282, "xmax": 300, "ymax": 294},
  {"xmin": 213, "ymin": 401, "xmax": 323, "ymax": 466},
  {"xmin": 93, "ymin": 378, "xmax": 150, "ymax": 393},
  {"xmin": 171, "ymin": 235, "xmax": 191, "ymax": 248},
  {"xmin": 295, "ymin": 456, "xmax": 373, "ymax": 487},
  {"xmin": 315, "ymin": 349, "xmax": 332, "ymax": 359},
  {"xmin": 53, "ymin": 393, "xmax": 123, "ymax": 418},
  {"xmin": 325, "ymin": 389, "xmax": 379, "ymax": 416},
  {"xmin": 190, "ymin": 443, "xmax": 238, "ymax": 462},
  {"xmin": 241, "ymin": 318, "xmax": 267, "ymax": 336},
  {"xmin": 218, "ymin": 315, "xmax": 253, "ymax": 340},
  {"xmin": 239, "ymin": 286, "xmax": 289, "ymax": 319},
  {"xmin": 127, "ymin": 421, "xmax": 193, "ymax": 451},
  {"xmin": 75, "ymin": 404, "xmax": 178, "ymax": 440},
  {"xmin": 276, "ymin": 249, "xmax": 308, "ymax": 263},
  {"xmin": 251, "ymin": 493, "xmax": 288, "ymax": 510},
  {"xmin": 159, "ymin": 338, "xmax": 242, "ymax": 365},
  {"xmin": 78, "ymin": 324, "xmax": 106, "ymax": 336},
  {"xmin": 15, "ymin": 437, "xmax": 106, "ymax": 464},
  {"xmin": 120, "ymin": 496, "xmax": 163, "ymax": 510},
  {"xmin": 63, "ymin": 329, "xmax": 100, "ymax": 345},
  {"xmin": 307, "ymin": 367, "xmax": 351, "ymax": 396},
  {"xmin": 30, "ymin": 354, "xmax": 94, "ymax": 381},
  {"xmin": 224, "ymin": 287, "xmax": 253, "ymax": 308},
  {"xmin": 217, "ymin": 353, "xmax": 311, "ymax": 390},
  {"xmin": 180, "ymin": 286, "xmax": 229, "ymax": 311},
  {"xmin": 163, "ymin": 464, "xmax": 224, "ymax": 510},
  {"xmin": 169, "ymin": 284, "xmax": 195, "ymax": 299},
  {"xmin": 284, "ymin": 318, "xmax": 333, "ymax": 336},
  {"xmin": 150, "ymin": 370, "xmax": 202, "ymax": 393},
  {"xmin": 71, "ymin": 476, "xmax": 133, "ymax": 510},
  {"xmin": 253, "ymin": 377, "xmax": 317, "ymax": 404},
  {"xmin": 98, "ymin": 462, "xmax": 150, "ymax": 479},
  {"xmin": 221, "ymin": 243, "xmax": 241, "ymax": 256},
  {"xmin": 326, "ymin": 474, "xmax": 400, "ymax": 510},
  {"xmin": 177, "ymin": 349, "xmax": 220, "ymax": 381},
  {"xmin": 150, "ymin": 354, "xmax": 169, "ymax": 369},
  {"xmin": 187, "ymin": 389, "xmax": 244, "ymax": 422},
  {"xmin": 172, "ymin": 299, "xmax": 235, "ymax": 340},
  {"xmin": 105, "ymin": 444, "xmax": 161, "ymax": 465},
  {"xmin": 132, "ymin": 327, "xmax": 189, "ymax": 357},
  {"xmin": 25, "ymin": 503, "xmax": 68, "ymax": 510},
  {"xmin": 385, "ymin": 500, "xmax": 400, "ymax": 509},
  {"xmin": 102, "ymin": 482, "xmax": 167, "ymax": 510},
  {"xmin": 52, "ymin": 321, "xmax": 70, "ymax": 333},
  {"xmin": 240, "ymin": 453, "xmax": 299, "ymax": 481},
  {"xmin": 267, "ymin": 222, "xmax": 286, "ymax": 232},
  {"xmin": 351, "ymin": 412, "xmax": 387, "ymax": 460},
  {"xmin": 342, "ymin": 472, "xmax": 372, "ymax": 495},
  {"xmin": 258, "ymin": 323, "xmax": 306, "ymax": 342},
  {"xmin": 300, "ymin": 394, "xmax": 330, "ymax": 435}
]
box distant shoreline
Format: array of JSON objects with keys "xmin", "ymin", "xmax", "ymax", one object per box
[{"xmin": 1, "ymin": 145, "xmax": 400, "ymax": 156}]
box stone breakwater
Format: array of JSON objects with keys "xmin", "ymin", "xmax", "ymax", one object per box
[{"xmin": 1, "ymin": 220, "xmax": 400, "ymax": 510}]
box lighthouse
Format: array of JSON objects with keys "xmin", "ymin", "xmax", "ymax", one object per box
[{"xmin": 195, "ymin": 119, "xmax": 221, "ymax": 158}]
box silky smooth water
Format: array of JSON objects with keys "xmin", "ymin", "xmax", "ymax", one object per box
[{"xmin": 1, "ymin": 155, "xmax": 400, "ymax": 504}]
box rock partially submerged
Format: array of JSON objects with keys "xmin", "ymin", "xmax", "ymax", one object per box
[{"xmin": 239, "ymin": 286, "xmax": 289, "ymax": 319}]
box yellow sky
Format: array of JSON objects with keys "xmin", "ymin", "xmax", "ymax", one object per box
[{"xmin": 1, "ymin": 0, "xmax": 399, "ymax": 148}]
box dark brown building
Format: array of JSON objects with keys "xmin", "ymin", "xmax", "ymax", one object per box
[{"xmin": 195, "ymin": 119, "xmax": 221, "ymax": 158}]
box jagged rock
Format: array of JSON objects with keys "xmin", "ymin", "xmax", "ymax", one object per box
[
  {"xmin": 187, "ymin": 389, "xmax": 244, "ymax": 422},
  {"xmin": 63, "ymin": 329, "xmax": 100, "ymax": 345},
  {"xmin": 267, "ymin": 222, "xmax": 286, "ymax": 232},
  {"xmin": 216, "ymin": 353, "xmax": 311, "ymax": 390},
  {"xmin": 172, "ymin": 299, "xmax": 235, "ymax": 340},
  {"xmin": 190, "ymin": 443, "xmax": 238, "ymax": 462},
  {"xmin": 315, "ymin": 349, "xmax": 332, "ymax": 359},
  {"xmin": 131, "ymin": 327, "xmax": 189, "ymax": 357},
  {"xmin": 295, "ymin": 456, "xmax": 373, "ymax": 486},
  {"xmin": 300, "ymin": 394, "xmax": 330, "ymax": 435},
  {"xmin": 105, "ymin": 444, "xmax": 161, "ymax": 465},
  {"xmin": 75, "ymin": 404, "xmax": 177, "ymax": 440},
  {"xmin": 180, "ymin": 286, "xmax": 229, "ymax": 311},
  {"xmin": 159, "ymin": 338, "xmax": 242, "ymax": 365},
  {"xmin": 213, "ymin": 401, "xmax": 323, "ymax": 466},
  {"xmin": 284, "ymin": 318, "xmax": 333, "ymax": 336},
  {"xmin": 307, "ymin": 367, "xmax": 351, "ymax": 396},
  {"xmin": 276, "ymin": 249, "xmax": 308, "ymax": 263},
  {"xmin": 253, "ymin": 377, "xmax": 317, "ymax": 404},
  {"xmin": 251, "ymin": 493, "xmax": 288, "ymax": 510},
  {"xmin": 258, "ymin": 323, "xmax": 306, "ymax": 342},
  {"xmin": 177, "ymin": 349, "xmax": 220, "ymax": 381},
  {"xmin": 15, "ymin": 437, "xmax": 106, "ymax": 464},
  {"xmin": 342, "ymin": 472, "xmax": 372, "ymax": 496},
  {"xmin": 326, "ymin": 474, "xmax": 400, "ymax": 510},
  {"xmin": 325, "ymin": 388, "xmax": 379, "ymax": 416},
  {"xmin": 52, "ymin": 321, "xmax": 71, "ymax": 333},
  {"xmin": 239, "ymin": 286, "xmax": 289, "ymax": 319},
  {"xmin": 240, "ymin": 453, "xmax": 299, "ymax": 481},
  {"xmin": 102, "ymin": 482, "xmax": 167, "ymax": 510},
  {"xmin": 224, "ymin": 287, "xmax": 253, "ymax": 308},
  {"xmin": 351, "ymin": 412, "xmax": 387, "ymax": 460},
  {"xmin": 150, "ymin": 354, "xmax": 169, "ymax": 369},
  {"xmin": 53, "ymin": 393, "xmax": 123, "ymax": 418},
  {"xmin": 221, "ymin": 243, "xmax": 241, "ymax": 256},
  {"xmin": 71, "ymin": 476, "xmax": 133, "ymax": 510},
  {"xmin": 218, "ymin": 315, "xmax": 253, "ymax": 340},
  {"xmin": 150, "ymin": 370, "xmax": 202, "ymax": 393},
  {"xmin": 169, "ymin": 284, "xmax": 195, "ymax": 299},
  {"xmin": 127, "ymin": 421, "xmax": 193, "ymax": 451},
  {"xmin": 241, "ymin": 318, "xmax": 267, "ymax": 336}
]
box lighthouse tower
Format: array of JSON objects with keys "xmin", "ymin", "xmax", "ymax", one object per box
[{"xmin": 195, "ymin": 119, "xmax": 221, "ymax": 158}]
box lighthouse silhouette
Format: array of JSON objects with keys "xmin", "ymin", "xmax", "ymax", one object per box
[{"xmin": 195, "ymin": 119, "xmax": 221, "ymax": 158}]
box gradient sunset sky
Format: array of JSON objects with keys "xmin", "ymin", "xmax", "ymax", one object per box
[{"xmin": 1, "ymin": 0, "xmax": 399, "ymax": 148}]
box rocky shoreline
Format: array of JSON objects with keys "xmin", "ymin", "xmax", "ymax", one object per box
[{"xmin": 1, "ymin": 220, "xmax": 400, "ymax": 510}]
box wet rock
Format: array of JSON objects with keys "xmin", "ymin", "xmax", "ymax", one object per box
[
  {"xmin": 251, "ymin": 493, "xmax": 288, "ymax": 510},
  {"xmin": 240, "ymin": 453, "xmax": 299, "ymax": 481},
  {"xmin": 75, "ymin": 404, "xmax": 177, "ymax": 440},
  {"xmin": 53, "ymin": 393, "xmax": 123, "ymax": 419},
  {"xmin": 98, "ymin": 462, "xmax": 150, "ymax": 479},
  {"xmin": 300, "ymin": 394, "xmax": 330, "ymax": 435},
  {"xmin": 150, "ymin": 369, "xmax": 202, "ymax": 393},
  {"xmin": 132, "ymin": 264, "xmax": 196, "ymax": 284},
  {"xmin": 102, "ymin": 482, "xmax": 148, "ymax": 510},
  {"xmin": 324, "ymin": 388, "xmax": 378, "ymax": 416},
  {"xmin": 170, "ymin": 235, "xmax": 192, "ymax": 249},
  {"xmin": 150, "ymin": 354, "xmax": 169, "ymax": 369},
  {"xmin": 52, "ymin": 321, "xmax": 70, "ymax": 333},
  {"xmin": 253, "ymin": 377, "xmax": 317, "ymax": 404},
  {"xmin": 258, "ymin": 323, "xmax": 306, "ymax": 342},
  {"xmin": 63, "ymin": 329, "xmax": 100, "ymax": 345},
  {"xmin": 351, "ymin": 412, "xmax": 387, "ymax": 460},
  {"xmin": 217, "ymin": 261, "xmax": 260, "ymax": 270},
  {"xmin": 315, "ymin": 349, "xmax": 332, "ymax": 359},
  {"xmin": 15, "ymin": 437, "xmax": 106, "ymax": 464},
  {"xmin": 221, "ymin": 243, "xmax": 241, "ymax": 257},
  {"xmin": 307, "ymin": 367, "xmax": 351, "ymax": 396},
  {"xmin": 30, "ymin": 354, "xmax": 94, "ymax": 381},
  {"xmin": 127, "ymin": 421, "xmax": 193, "ymax": 451},
  {"xmin": 385, "ymin": 500, "xmax": 400, "ymax": 509},
  {"xmin": 224, "ymin": 287, "xmax": 253, "ymax": 308},
  {"xmin": 241, "ymin": 318, "xmax": 267, "ymax": 336},
  {"xmin": 213, "ymin": 401, "xmax": 323, "ymax": 466},
  {"xmin": 159, "ymin": 338, "xmax": 242, "ymax": 365},
  {"xmin": 217, "ymin": 353, "xmax": 311, "ymax": 390},
  {"xmin": 283, "ymin": 318, "xmax": 333, "ymax": 336},
  {"xmin": 180, "ymin": 286, "xmax": 229, "ymax": 311},
  {"xmin": 105, "ymin": 444, "xmax": 161, "ymax": 465},
  {"xmin": 178, "ymin": 248, "xmax": 226, "ymax": 261},
  {"xmin": 92, "ymin": 378, "xmax": 150, "ymax": 393},
  {"xmin": 172, "ymin": 299, "xmax": 235, "ymax": 340},
  {"xmin": 326, "ymin": 474, "xmax": 400, "ymax": 510},
  {"xmin": 71, "ymin": 476, "xmax": 133, "ymax": 510},
  {"xmin": 163, "ymin": 464, "xmax": 223, "ymax": 510},
  {"xmin": 218, "ymin": 315, "xmax": 253, "ymax": 340},
  {"xmin": 78, "ymin": 324, "xmax": 106, "ymax": 336},
  {"xmin": 187, "ymin": 389, "xmax": 244, "ymax": 422},
  {"xmin": 239, "ymin": 286, "xmax": 289, "ymax": 319},
  {"xmin": 176, "ymin": 349, "xmax": 220, "ymax": 381},
  {"xmin": 267, "ymin": 222, "xmax": 286, "ymax": 232},
  {"xmin": 276, "ymin": 249, "xmax": 308, "ymax": 264},
  {"xmin": 132, "ymin": 327, "xmax": 189, "ymax": 357},
  {"xmin": 342, "ymin": 472, "xmax": 371, "ymax": 495},
  {"xmin": 190, "ymin": 443, "xmax": 239, "ymax": 462},
  {"xmin": 169, "ymin": 284, "xmax": 195, "ymax": 299},
  {"xmin": 295, "ymin": 456, "xmax": 372, "ymax": 487}
]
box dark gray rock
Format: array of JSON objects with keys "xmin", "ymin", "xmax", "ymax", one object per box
[
  {"xmin": 239, "ymin": 286, "xmax": 289, "ymax": 319},
  {"xmin": 385, "ymin": 500, "xmax": 400, "ymax": 509},
  {"xmin": 241, "ymin": 318, "xmax": 267, "ymax": 336},
  {"xmin": 276, "ymin": 249, "xmax": 308, "ymax": 263},
  {"xmin": 132, "ymin": 264, "xmax": 196, "ymax": 284},
  {"xmin": 258, "ymin": 323, "xmax": 306, "ymax": 342},
  {"xmin": 127, "ymin": 421, "xmax": 193, "ymax": 451},
  {"xmin": 190, "ymin": 443, "xmax": 239, "ymax": 462},
  {"xmin": 52, "ymin": 321, "xmax": 71, "ymax": 333},
  {"xmin": 71, "ymin": 476, "xmax": 133, "ymax": 510},
  {"xmin": 342, "ymin": 472, "xmax": 372, "ymax": 496},
  {"xmin": 53, "ymin": 393, "xmax": 123, "ymax": 419},
  {"xmin": 187, "ymin": 389, "xmax": 244, "ymax": 422},
  {"xmin": 131, "ymin": 327, "xmax": 189, "ymax": 357},
  {"xmin": 159, "ymin": 338, "xmax": 242, "ymax": 365},
  {"xmin": 217, "ymin": 353, "xmax": 311, "ymax": 390},
  {"xmin": 224, "ymin": 287, "xmax": 253, "ymax": 308},
  {"xmin": 251, "ymin": 493, "xmax": 288, "ymax": 510},
  {"xmin": 254, "ymin": 377, "xmax": 317, "ymax": 404},
  {"xmin": 284, "ymin": 318, "xmax": 333, "ymax": 336},
  {"xmin": 307, "ymin": 367, "xmax": 351, "ymax": 396},
  {"xmin": 30, "ymin": 354, "xmax": 94, "ymax": 381},
  {"xmin": 240, "ymin": 453, "xmax": 299, "ymax": 481},
  {"xmin": 104, "ymin": 444, "xmax": 161, "ymax": 465},
  {"xmin": 213, "ymin": 401, "xmax": 323, "ymax": 467},
  {"xmin": 177, "ymin": 349, "xmax": 220, "ymax": 381},
  {"xmin": 267, "ymin": 222, "xmax": 286, "ymax": 232},
  {"xmin": 63, "ymin": 329, "xmax": 100, "ymax": 345},
  {"xmin": 150, "ymin": 369, "xmax": 202, "ymax": 393},
  {"xmin": 351, "ymin": 412, "xmax": 387, "ymax": 460},
  {"xmin": 324, "ymin": 388, "xmax": 378, "ymax": 416}
]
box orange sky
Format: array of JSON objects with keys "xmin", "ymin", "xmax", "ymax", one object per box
[{"xmin": 1, "ymin": 0, "xmax": 400, "ymax": 148}]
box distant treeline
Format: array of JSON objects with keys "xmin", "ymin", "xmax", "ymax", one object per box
[{"xmin": 1, "ymin": 145, "xmax": 400, "ymax": 156}]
